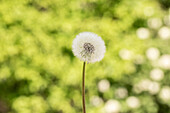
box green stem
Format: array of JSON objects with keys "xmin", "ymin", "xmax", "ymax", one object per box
[{"xmin": 82, "ymin": 62, "xmax": 86, "ymax": 113}]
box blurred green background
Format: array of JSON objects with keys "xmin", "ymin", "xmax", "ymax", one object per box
[{"xmin": 0, "ymin": 0, "xmax": 170, "ymax": 113}]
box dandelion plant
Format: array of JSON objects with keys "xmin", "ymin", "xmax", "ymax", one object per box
[{"xmin": 72, "ymin": 32, "xmax": 106, "ymax": 113}]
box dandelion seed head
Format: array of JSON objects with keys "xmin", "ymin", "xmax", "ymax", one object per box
[{"xmin": 72, "ymin": 32, "xmax": 106, "ymax": 63}]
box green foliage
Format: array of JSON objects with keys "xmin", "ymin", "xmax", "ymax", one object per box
[
  {"xmin": 0, "ymin": 0, "xmax": 170, "ymax": 113},
  {"xmin": 158, "ymin": 0, "xmax": 170, "ymax": 9}
]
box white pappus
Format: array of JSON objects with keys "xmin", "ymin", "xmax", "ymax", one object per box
[{"xmin": 72, "ymin": 32, "xmax": 106, "ymax": 63}]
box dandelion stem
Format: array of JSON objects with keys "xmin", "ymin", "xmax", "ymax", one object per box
[{"xmin": 82, "ymin": 62, "xmax": 86, "ymax": 113}]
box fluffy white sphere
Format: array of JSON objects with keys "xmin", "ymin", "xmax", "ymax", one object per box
[
  {"xmin": 136, "ymin": 28, "xmax": 150, "ymax": 39},
  {"xmin": 158, "ymin": 54, "xmax": 170, "ymax": 69},
  {"xmin": 98, "ymin": 79, "xmax": 110, "ymax": 93},
  {"xmin": 146, "ymin": 47, "xmax": 160, "ymax": 61},
  {"xmin": 115, "ymin": 87, "xmax": 128, "ymax": 99},
  {"xmin": 90, "ymin": 96, "xmax": 103, "ymax": 107},
  {"xmin": 159, "ymin": 86, "xmax": 170, "ymax": 101},
  {"xmin": 147, "ymin": 18, "xmax": 162, "ymax": 29},
  {"xmin": 72, "ymin": 32, "xmax": 106, "ymax": 63},
  {"xmin": 126, "ymin": 96, "xmax": 140, "ymax": 108},
  {"xmin": 158, "ymin": 26, "xmax": 170, "ymax": 40},
  {"xmin": 104, "ymin": 100, "xmax": 121, "ymax": 113},
  {"xmin": 150, "ymin": 68, "xmax": 164, "ymax": 81}
]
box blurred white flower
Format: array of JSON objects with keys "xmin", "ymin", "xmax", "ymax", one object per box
[
  {"xmin": 158, "ymin": 27, "xmax": 170, "ymax": 40},
  {"xmin": 148, "ymin": 81, "xmax": 160, "ymax": 95},
  {"xmin": 150, "ymin": 68, "xmax": 164, "ymax": 81},
  {"xmin": 146, "ymin": 47, "xmax": 160, "ymax": 61},
  {"xmin": 147, "ymin": 18, "xmax": 162, "ymax": 29},
  {"xmin": 115, "ymin": 87, "xmax": 128, "ymax": 99},
  {"xmin": 134, "ymin": 79, "xmax": 160, "ymax": 95},
  {"xmin": 144, "ymin": 7, "xmax": 154, "ymax": 17},
  {"xmin": 159, "ymin": 86, "xmax": 170, "ymax": 101},
  {"xmin": 163, "ymin": 15, "xmax": 170, "ymax": 26},
  {"xmin": 126, "ymin": 96, "xmax": 140, "ymax": 108},
  {"xmin": 104, "ymin": 100, "xmax": 121, "ymax": 113},
  {"xmin": 138, "ymin": 79, "xmax": 152, "ymax": 91},
  {"xmin": 98, "ymin": 79, "xmax": 110, "ymax": 93},
  {"xmin": 72, "ymin": 32, "xmax": 106, "ymax": 63},
  {"xmin": 158, "ymin": 55, "xmax": 170, "ymax": 69},
  {"xmin": 136, "ymin": 28, "xmax": 150, "ymax": 39},
  {"xmin": 119, "ymin": 49, "xmax": 133, "ymax": 60},
  {"xmin": 90, "ymin": 96, "xmax": 103, "ymax": 107}
]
